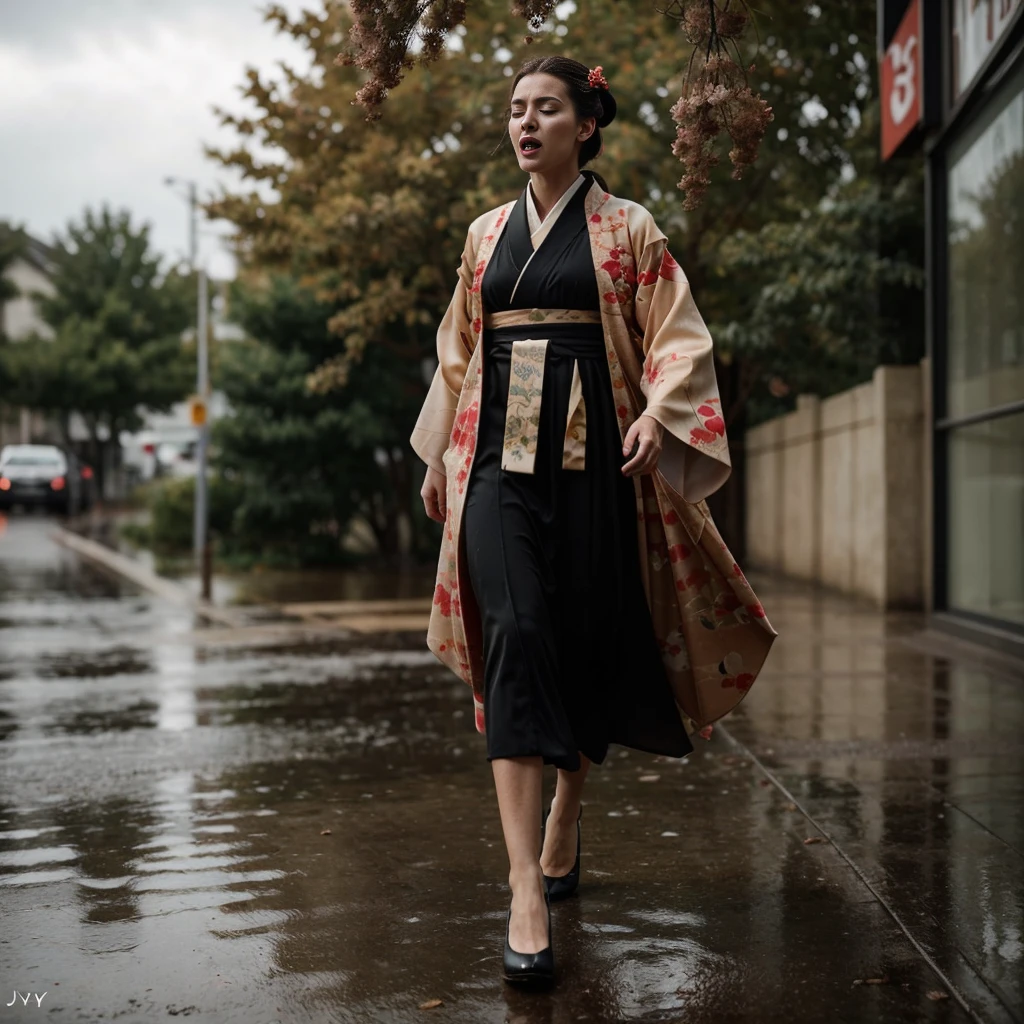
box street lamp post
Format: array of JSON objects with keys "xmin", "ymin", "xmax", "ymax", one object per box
[{"xmin": 165, "ymin": 176, "xmax": 212, "ymax": 601}]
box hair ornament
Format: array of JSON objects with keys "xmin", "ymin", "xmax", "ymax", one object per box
[{"xmin": 587, "ymin": 65, "xmax": 609, "ymax": 90}]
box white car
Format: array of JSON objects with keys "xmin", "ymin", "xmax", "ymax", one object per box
[{"xmin": 0, "ymin": 444, "xmax": 83, "ymax": 514}]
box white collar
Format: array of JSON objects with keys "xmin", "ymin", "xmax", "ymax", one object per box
[{"xmin": 525, "ymin": 173, "xmax": 587, "ymax": 245}]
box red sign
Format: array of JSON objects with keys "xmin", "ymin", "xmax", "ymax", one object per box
[{"xmin": 881, "ymin": 0, "xmax": 922, "ymax": 160}]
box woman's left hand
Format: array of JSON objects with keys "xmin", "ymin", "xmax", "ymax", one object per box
[{"xmin": 621, "ymin": 414, "xmax": 663, "ymax": 477}]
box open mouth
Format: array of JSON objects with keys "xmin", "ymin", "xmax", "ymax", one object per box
[{"xmin": 520, "ymin": 140, "xmax": 542, "ymax": 153}]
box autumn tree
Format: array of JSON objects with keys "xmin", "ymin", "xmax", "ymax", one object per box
[{"xmin": 208, "ymin": 0, "xmax": 923, "ymax": 555}]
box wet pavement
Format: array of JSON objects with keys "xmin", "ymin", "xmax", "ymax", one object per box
[{"xmin": 1, "ymin": 512, "xmax": 1022, "ymax": 1023}]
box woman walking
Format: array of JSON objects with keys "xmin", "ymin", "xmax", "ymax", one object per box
[{"xmin": 410, "ymin": 56, "xmax": 776, "ymax": 987}]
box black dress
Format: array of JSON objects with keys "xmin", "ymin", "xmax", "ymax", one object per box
[{"xmin": 462, "ymin": 173, "xmax": 694, "ymax": 773}]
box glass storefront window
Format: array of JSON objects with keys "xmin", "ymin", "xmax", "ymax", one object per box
[
  {"xmin": 948, "ymin": 412, "xmax": 1024, "ymax": 624},
  {"xmin": 947, "ymin": 62, "xmax": 1024, "ymax": 420}
]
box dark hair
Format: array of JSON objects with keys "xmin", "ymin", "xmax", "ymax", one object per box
[{"xmin": 508, "ymin": 55, "xmax": 617, "ymax": 192}]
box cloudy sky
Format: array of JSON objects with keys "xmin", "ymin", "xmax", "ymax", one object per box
[{"xmin": 1, "ymin": 0, "xmax": 309, "ymax": 279}]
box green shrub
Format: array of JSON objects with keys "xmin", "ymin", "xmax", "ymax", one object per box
[{"xmin": 144, "ymin": 475, "xmax": 244, "ymax": 554}]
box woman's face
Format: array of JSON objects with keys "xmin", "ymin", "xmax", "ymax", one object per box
[{"xmin": 509, "ymin": 72, "xmax": 595, "ymax": 174}]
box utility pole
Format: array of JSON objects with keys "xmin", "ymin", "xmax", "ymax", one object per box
[
  {"xmin": 194, "ymin": 268, "xmax": 211, "ymax": 600},
  {"xmin": 188, "ymin": 181, "xmax": 198, "ymax": 270},
  {"xmin": 165, "ymin": 176, "xmax": 212, "ymax": 600}
]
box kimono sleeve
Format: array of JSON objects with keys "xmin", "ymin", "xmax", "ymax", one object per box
[
  {"xmin": 634, "ymin": 235, "xmax": 731, "ymax": 503},
  {"xmin": 409, "ymin": 231, "xmax": 477, "ymax": 475}
]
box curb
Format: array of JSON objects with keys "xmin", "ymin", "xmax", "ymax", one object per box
[{"xmin": 50, "ymin": 527, "xmax": 248, "ymax": 628}]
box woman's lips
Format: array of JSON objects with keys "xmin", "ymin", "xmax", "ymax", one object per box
[{"xmin": 520, "ymin": 139, "xmax": 542, "ymax": 156}]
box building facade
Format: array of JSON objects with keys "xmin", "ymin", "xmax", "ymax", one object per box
[
  {"xmin": 881, "ymin": 0, "xmax": 1024, "ymax": 654},
  {"xmin": 0, "ymin": 232, "xmax": 57, "ymax": 448}
]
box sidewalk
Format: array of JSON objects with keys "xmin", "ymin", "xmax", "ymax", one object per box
[
  {"xmin": 2, "ymin": 524, "xmax": 1021, "ymax": 1022},
  {"xmin": 719, "ymin": 575, "xmax": 1024, "ymax": 1023}
]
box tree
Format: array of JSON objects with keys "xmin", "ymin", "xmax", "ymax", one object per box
[
  {"xmin": 715, "ymin": 167, "xmax": 925, "ymax": 424},
  {"xmin": 214, "ymin": 276, "xmax": 426, "ymax": 563},
  {"xmin": 339, "ymin": 0, "xmax": 775, "ymax": 210},
  {"xmin": 208, "ymin": 0, "xmax": 924, "ymax": 554},
  {"xmin": 1, "ymin": 207, "xmax": 193, "ymax": 495}
]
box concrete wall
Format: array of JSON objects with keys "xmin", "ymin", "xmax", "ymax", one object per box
[{"xmin": 746, "ymin": 361, "xmax": 930, "ymax": 609}]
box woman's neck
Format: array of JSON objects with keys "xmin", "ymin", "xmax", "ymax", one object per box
[{"xmin": 529, "ymin": 167, "xmax": 584, "ymax": 222}]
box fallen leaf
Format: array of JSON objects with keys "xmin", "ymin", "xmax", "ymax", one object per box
[
  {"xmin": 852, "ymin": 975, "xmax": 890, "ymax": 986},
  {"xmin": 759, "ymin": 779, "xmax": 771, "ymax": 787},
  {"xmin": 419, "ymin": 998, "xmax": 443, "ymax": 1010},
  {"xmin": 784, "ymin": 802, "xmax": 798, "ymax": 811},
  {"xmin": 320, "ymin": 829, "xmax": 332, "ymax": 836},
  {"xmin": 639, "ymin": 774, "xmax": 661, "ymax": 782},
  {"xmin": 926, "ymin": 990, "xmax": 949, "ymax": 1001},
  {"xmin": 803, "ymin": 836, "xmax": 824, "ymax": 845}
]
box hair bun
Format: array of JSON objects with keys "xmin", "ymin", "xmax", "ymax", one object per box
[{"xmin": 597, "ymin": 89, "xmax": 617, "ymax": 128}]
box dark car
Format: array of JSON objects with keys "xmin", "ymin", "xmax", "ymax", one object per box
[{"xmin": 0, "ymin": 444, "xmax": 83, "ymax": 515}]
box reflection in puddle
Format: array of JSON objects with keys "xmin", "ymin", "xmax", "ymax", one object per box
[
  {"xmin": 47, "ymin": 700, "xmax": 160, "ymax": 735},
  {"xmin": 34, "ymin": 646, "xmax": 155, "ymax": 679}
]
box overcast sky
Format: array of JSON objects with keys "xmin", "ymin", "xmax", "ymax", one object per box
[{"xmin": 0, "ymin": 0, "xmax": 309, "ymax": 279}]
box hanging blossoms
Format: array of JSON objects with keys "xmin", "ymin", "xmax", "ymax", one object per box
[{"xmin": 336, "ymin": 0, "xmax": 772, "ymax": 211}]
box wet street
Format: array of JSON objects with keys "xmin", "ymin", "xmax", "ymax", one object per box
[{"xmin": 1, "ymin": 513, "xmax": 1022, "ymax": 1023}]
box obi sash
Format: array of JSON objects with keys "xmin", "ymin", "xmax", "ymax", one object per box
[{"xmin": 481, "ymin": 308, "xmax": 603, "ymax": 475}]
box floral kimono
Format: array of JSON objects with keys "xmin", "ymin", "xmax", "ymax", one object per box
[{"xmin": 410, "ymin": 171, "xmax": 777, "ymax": 741}]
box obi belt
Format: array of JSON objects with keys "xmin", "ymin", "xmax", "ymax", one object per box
[{"xmin": 482, "ymin": 308, "xmax": 604, "ymax": 475}]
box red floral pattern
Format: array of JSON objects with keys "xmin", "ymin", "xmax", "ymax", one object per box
[
  {"xmin": 721, "ymin": 672, "xmax": 754, "ymax": 691},
  {"xmin": 689, "ymin": 398, "xmax": 725, "ymax": 447},
  {"xmin": 659, "ymin": 249, "xmax": 684, "ymax": 282},
  {"xmin": 599, "ymin": 244, "xmax": 638, "ymax": 307},
  {"xmin": 449, "ymin": 402, "xmax": 479, "ymax": 453},
  {"xmin": 471, "ymin": 260, "xmax": 485, "ymax": 294}
]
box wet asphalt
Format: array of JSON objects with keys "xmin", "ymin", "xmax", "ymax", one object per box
[{"xmin": 1, "ymin": 513, "xmax": 1022, "ymax": 1023}]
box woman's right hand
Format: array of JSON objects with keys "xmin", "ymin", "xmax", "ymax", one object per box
[{"xmin": 420, "ymin": 466, "xmax": 447, "ymax": 523}]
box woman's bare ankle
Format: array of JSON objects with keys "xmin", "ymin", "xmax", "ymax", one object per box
[
  {"xmin": 508, "ymin": 864, "xmax": 544, "ymax": 896},
  {"xmin": 549, "ymin": 791, "xmax": 581, "ymax": 825}
]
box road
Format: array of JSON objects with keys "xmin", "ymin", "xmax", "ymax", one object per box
[{"xmin": 1, "ymin": 513, "xmax": 1018, "ymax": 1022}]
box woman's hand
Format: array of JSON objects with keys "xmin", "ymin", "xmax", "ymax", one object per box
[
  {"xmin": 420, "ymin": 465, "xmax": 447, "ymax": 523},
  {"xmin": 621, "ymin": 414, "xmax": 664, "ymax": 477}
]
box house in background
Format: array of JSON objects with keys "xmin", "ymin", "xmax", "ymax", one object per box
[{"xmin": 0, "ymin": 230, "xmax": 57, "ymax": 448}]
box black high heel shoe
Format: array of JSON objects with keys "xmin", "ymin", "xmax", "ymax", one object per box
[
  {"xmin": 541, "ymin": 802, "xmax": 582, "ymax": 901},
  {"xmin": 502, "ymin": 886, "xmax": 554, "ymax": 986}
]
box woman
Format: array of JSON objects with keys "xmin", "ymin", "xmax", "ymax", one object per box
[{"xmin": 410, "ymin": 56, "xmax": 777, "ymax": 986}]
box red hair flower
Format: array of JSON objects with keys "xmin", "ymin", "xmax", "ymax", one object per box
[{"xmin": 588, "ymin": 65, "xmax": 609, "ymax": 90}]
